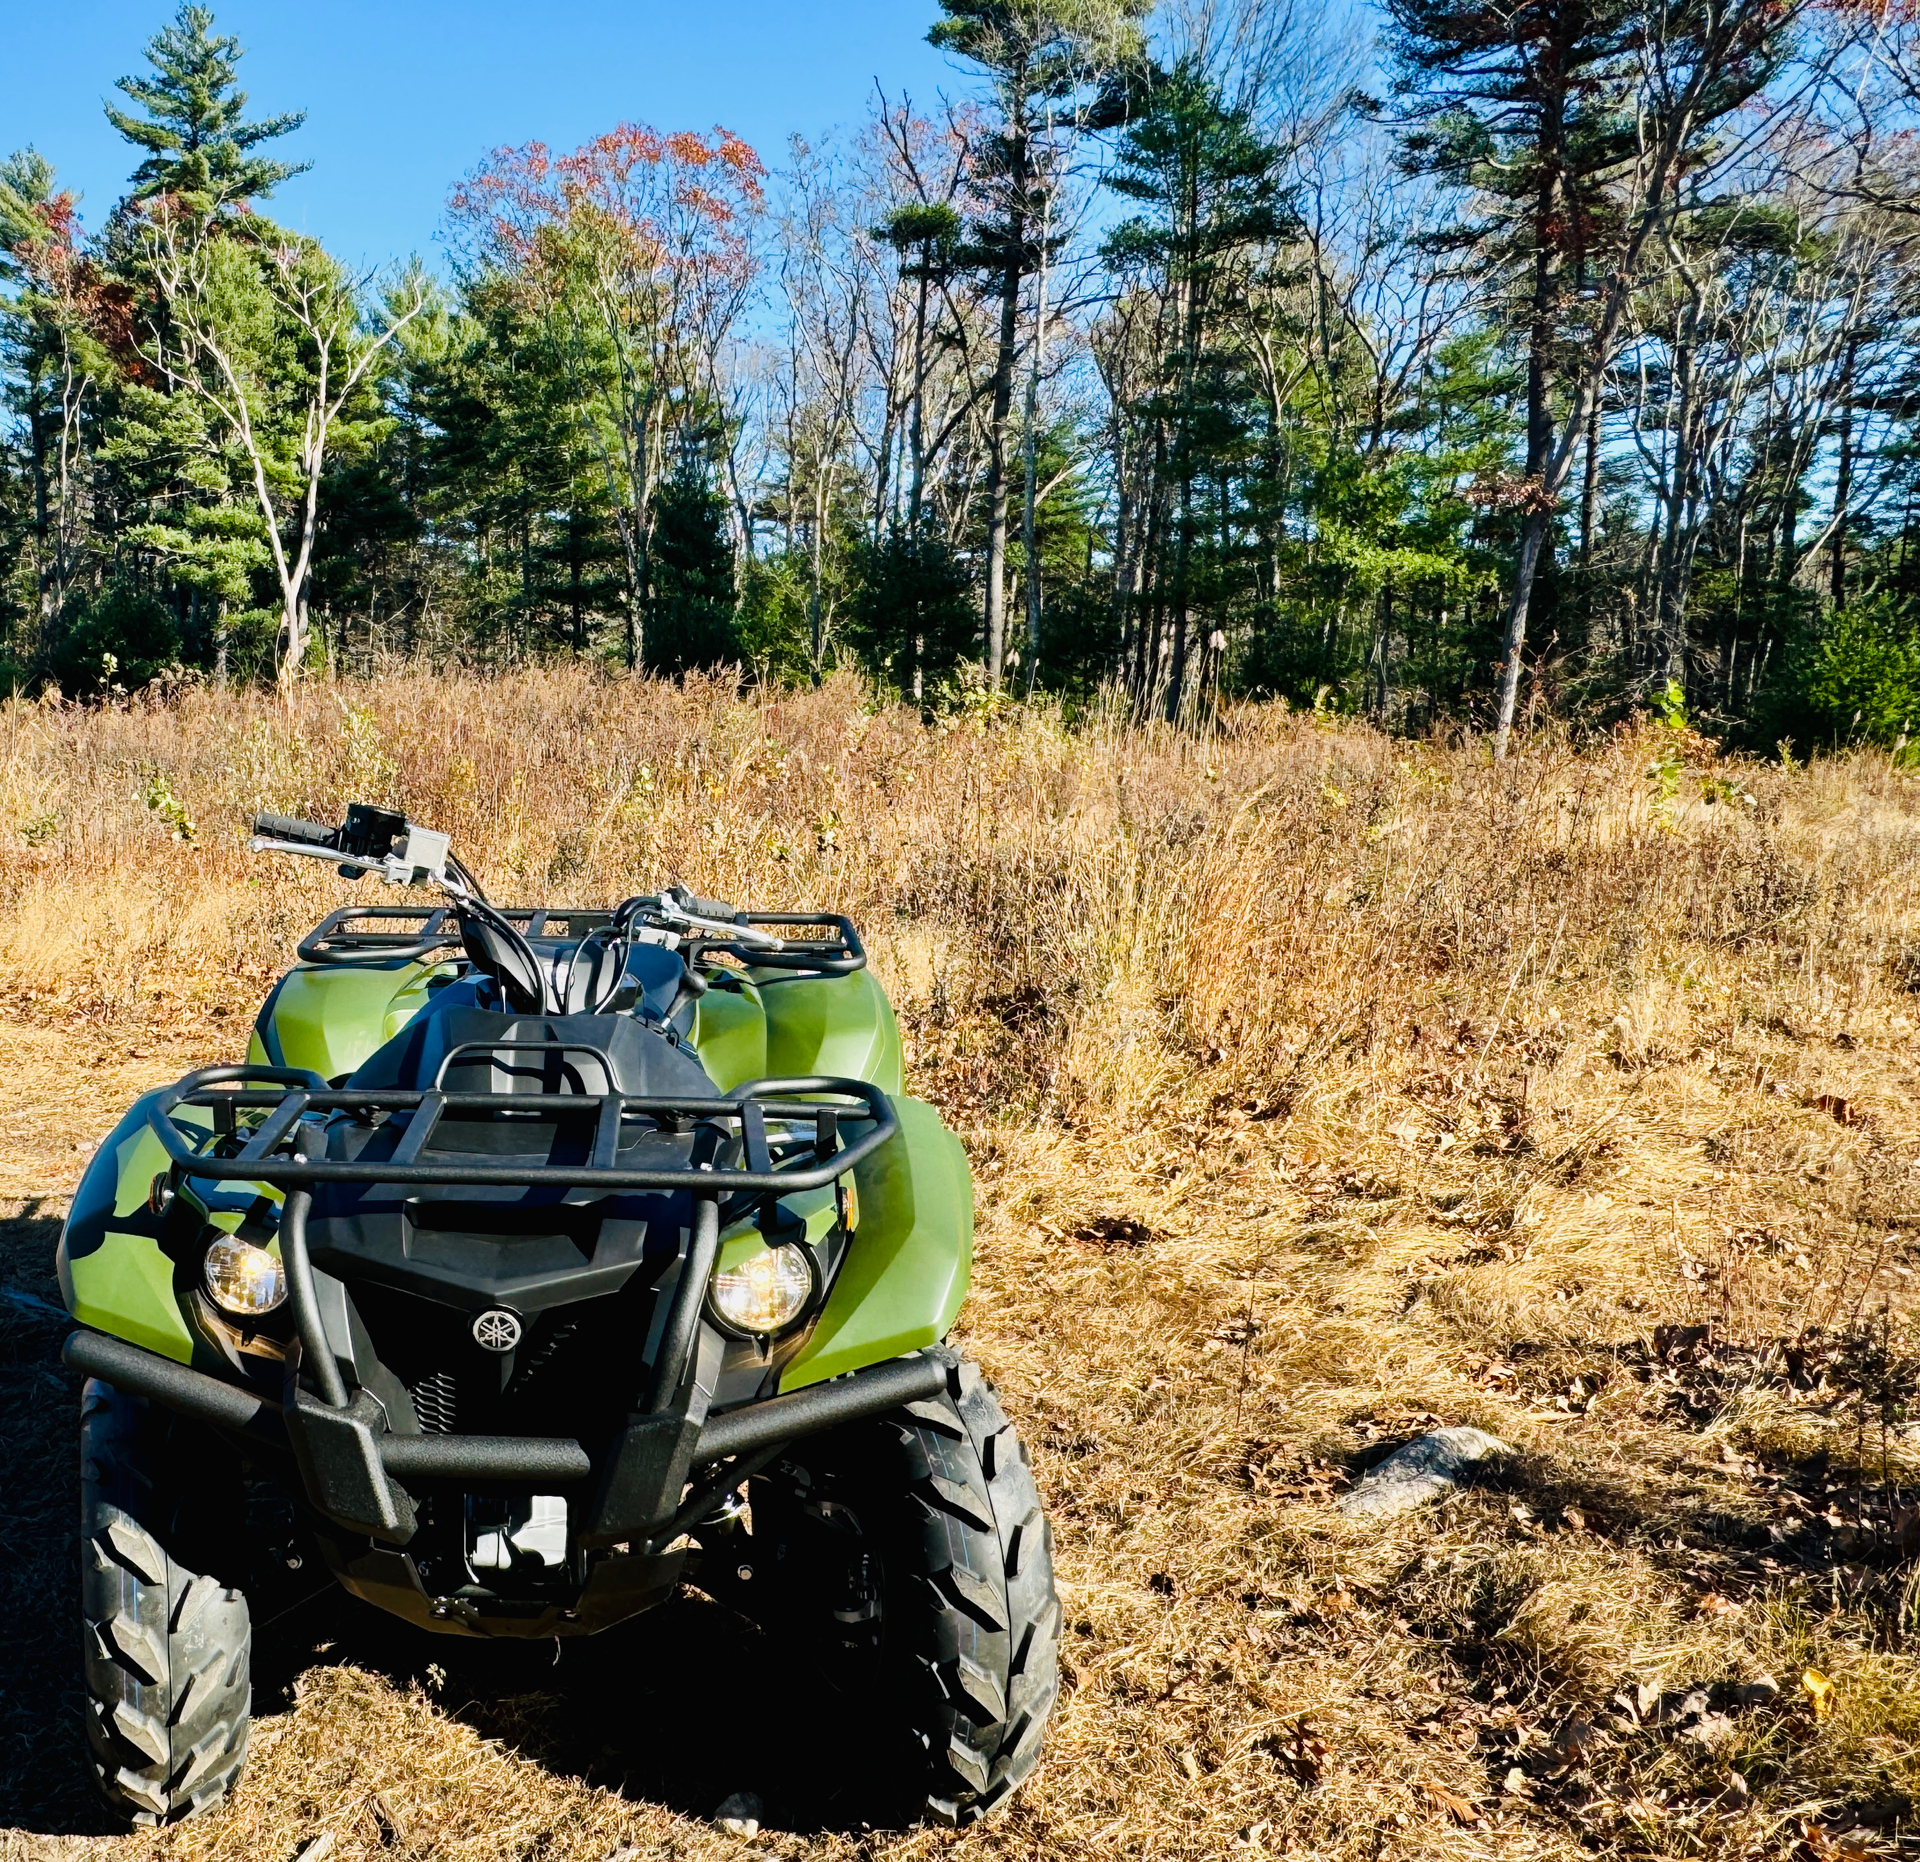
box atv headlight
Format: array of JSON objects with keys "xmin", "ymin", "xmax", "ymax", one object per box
[
  {"xmin": 202, "ymin": 1235, "xmax": 288, "ymax": 1316},
  {"xmin": 710, "ymin": 1244, "xmax": 813, "ymax": 1335}
]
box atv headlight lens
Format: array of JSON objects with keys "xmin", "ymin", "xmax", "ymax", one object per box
[
  {"xmin": 202, "ymin": 1235, "xmax": 287, "ymax": 1316},
  {"xmin": 711, "ymin": 1245, "xmax": 813, "ymax": 1335}
]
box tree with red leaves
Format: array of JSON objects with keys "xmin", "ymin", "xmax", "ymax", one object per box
[
  {"xmin": 0, "ymin": 151, "xmax": 126, "ymax": 645},
  {"xmin": 449, "ymin": 123, "xmax": 765, "ymax": 670}
]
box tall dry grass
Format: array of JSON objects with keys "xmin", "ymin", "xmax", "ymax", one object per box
[{"xmin": 5, "ymin": 669, "xmax": 1920, "ymax": 1859}]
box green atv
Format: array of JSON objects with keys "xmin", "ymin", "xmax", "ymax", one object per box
[{"xmin": 57, "ymin": 805, "xmax": 1058, "ymax": 1827}]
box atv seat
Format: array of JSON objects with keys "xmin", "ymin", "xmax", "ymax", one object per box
[{"xmin": 350, "ymin": 1000, "xmax": 718, "ymax": 1100}]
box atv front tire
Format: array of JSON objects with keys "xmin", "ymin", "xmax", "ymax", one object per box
[
  {"xmin": 79, "ymin": 1379, "xmax": 252, "ymax": 1825},
  {"xmin": 757, "ymin": 1353, "xmax": 1061, "ymax": 1826}
]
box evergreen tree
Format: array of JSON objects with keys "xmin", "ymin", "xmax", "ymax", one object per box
[
  {"xmin": 876, "ymin": 201, "xmax": 963, "ymax": 536},
  {"xmin": 645, "ymin": 458, "xmax": 738, "ymax": 675},
  {"xmin": 845, "ymin": 525, "xmax": 978, "ymax": 700},
  {"xmin": 391, "ymin": 276, "xmax": 626, "ymax": 662},
  {"xmin": 930, "ymin": 0, "xmax": 1148, "ymax": 688},
  {"xmin": 45, "ymin": 581, "xmax": 181, "ymax": 694},
  {"xmin": 0, "ymin": 150, "xmax": 98, "ymax": 655},
  {"xmin": 105, "ymin": 5, "xmax": 307, "ymax": 219},
  {"xmin": 1103, "ymin": 61, "xmax": 1294, "ymax": 716},
  {"xmin": 1380, "ymin": 0, "xmax": 1640, "ymax": 738}
]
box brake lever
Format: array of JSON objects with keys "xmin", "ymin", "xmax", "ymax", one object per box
[
  {"xmin": 654, "ymin": 892, "xmax": 785, "ymax": 950},
  {"xmin": 250, "ymin": 824, "xmax": 452, "ymax": 889}
]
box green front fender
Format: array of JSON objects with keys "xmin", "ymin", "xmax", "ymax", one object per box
[
  {"xmin": 756, "ymin": 967, "xmax": 904, "ymax": 1097},
  {"xmin": 249, "ymin": 959, "xmax": 444, "ymax": 1083},
  {"xmin": 57, "ymin": 1090, "xmax": 205, "ymax": 1365},
  {"xmin": 779, "ymin": 1095, "xmax": 973, "ymax": 1392},
  {"xmin": 689, "ymin": 979, "xmax": 768, "ymax": 1091}
]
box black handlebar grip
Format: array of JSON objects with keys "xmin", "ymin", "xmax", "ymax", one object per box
[
  {"xmin": 251, "ymin": 811, "xmax": 337, "ymax": 848},
  {"xmin": 683, "ymin": 894, "xmax": 736, "ymax": 921}
]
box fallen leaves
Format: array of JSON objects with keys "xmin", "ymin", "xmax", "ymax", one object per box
[
  {"xmin": 1243, "ymin": 1444, "xmax": 1348, "ymax": 1501},
  {"xmin": 1810, "ymin": 1092, "xmax": 1867, "ymax": 1127},
  {"xmin": 1801, "ymin": 1668, "xmax": 1835, "ymax": 1722},
  {"xmin": 1423, "ymin": 1780, "xmax": 1482, "ymax": 1825},
  {"xmin": 1255, "ymin": 1719, "xmax": 1331, "ymax": 1785},
  {"xmin": 1801, "ymin": 1819, "xmax": 1876, "ymax": 1862},
  {"xmin": 1039, "ymin": 1212, "xmax": 1156, "ymax": 1251}
]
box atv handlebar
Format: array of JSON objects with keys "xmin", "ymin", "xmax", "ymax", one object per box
[
  {"xmin": 251, "ymin": 810, "xmax": 337, "ymax": 849},
  {"xmin": 248, "ymin": 802, "xmax": 866, "ymax": 980}
]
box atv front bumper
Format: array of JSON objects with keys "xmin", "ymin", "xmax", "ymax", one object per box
[{"xmin": 65, "ymin": 1324, "xmax": 950, "ymax": 1633}]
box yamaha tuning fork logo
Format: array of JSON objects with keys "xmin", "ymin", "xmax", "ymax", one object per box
[{"xmin": 471, "ymin": 1308, "xmax": 523, "ymax": 1352}]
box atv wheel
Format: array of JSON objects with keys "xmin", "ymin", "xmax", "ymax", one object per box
[
  {"xmin": 79, "ymin": 1379, "xmax": 252, "ymax": 1825},
  {"xmin": 753, "ymin": 1353, "xmax": 1060, "ymax": 1826}
]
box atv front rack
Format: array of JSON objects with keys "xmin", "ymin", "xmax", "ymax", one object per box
[
  {"xmin": 74, "ymin": 1063, "xmax": 944, "ymax": 1584},
  {"xmin": 146, "ymin": 1063, "xmax": 897, "ymax": 1193},
  {"xmin": 298, "ymin": 903, "xmax": 868, "ymax": 975}
]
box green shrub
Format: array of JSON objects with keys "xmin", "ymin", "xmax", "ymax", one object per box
[
  {"xmin": 44, "ymin": 583, "xmax": 182, "ymax": 696},
  {"xmin": 1757, "ymin": 598, "xmax": 1920, "ymax": 755},
  {"xmin": 842, "ymin": 526, "xmax": 977, "ymax": 699}
]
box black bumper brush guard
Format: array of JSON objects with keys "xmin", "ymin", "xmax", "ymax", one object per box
[{"xmin": 63, "ymin": 1064, "xmax": 950, "ymax": 1627}]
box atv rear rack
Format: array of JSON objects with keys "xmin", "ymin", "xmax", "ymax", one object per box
[
  {"xmin": 146, "ymin": 1063, "xmax": 897, "ymax": 1193},
  {"xmin": 298, "ymin": 903, "xmax": 868, "ymax": 975}
]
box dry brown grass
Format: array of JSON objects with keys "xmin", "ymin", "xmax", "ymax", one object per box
[{"xmin": 6, "ymin": 669, "xmax": 1920, "ymax": 1860}]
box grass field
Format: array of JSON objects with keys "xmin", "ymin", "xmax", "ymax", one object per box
[{"xmin": 5, "ymin": 670, "xmax": 1920, "ymax": 1862}]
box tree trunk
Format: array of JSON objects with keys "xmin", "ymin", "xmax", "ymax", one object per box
[
  {"xmin": 1494, "ymin": 513, "xmax": 1550, "ymax": 759},
  {"xmin": 981, "ymin": 79, "xmax": 1030, "ymax": 690},
  {"xmin": 983, "ymin": 260, "xmax": 1020, "ymax": 687},
  {"xmin": 1020, "ymin": 349, "xmax": 1044, "ymax": 695},
  {"xmin": 570, "ymin": 509, "xmax": 585, "ymax": 653},
  {"xmin": 28, "ymin": 399, "xmax": 51, "ymax": 638},
  {"xmin": 1375, "ymin": 577, "xmax": 1393, "ymax": 722},
  {"xmin": 907, "ymin": 271, "xmax": 930, "ymax": 535},
  {"xmin": 1580, "ymin": 397, "xmax": 1601, "ymax": 566},
  {"xmin": 1492, "ymin": 150, "xmax": 1561, "ymax": 760},
  {"xmin": 1020, "ymin": 175, "xmax": 1052, "ymax": 696},
  {"xmin": 1831, "ymin": 338, "xmax": 1857, "ymax": 611},
  {"xmin": 1166, "ymin": 470, "xmax": 1190, "ymax": 726}
]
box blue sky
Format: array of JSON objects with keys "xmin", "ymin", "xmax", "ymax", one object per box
[{"xmin": 2, "ymin": 0, "xmax": 963, "ymax": 268}]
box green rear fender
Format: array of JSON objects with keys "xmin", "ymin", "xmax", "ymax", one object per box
[
  {"xmin": 249, "ymin": 959, "xmax": 443, "ymax": 1082},
  {"xmin": 779, "ymin": 1095, "xmax": 972, "ymax": 1391},
  {"xmin": 57, "ymin": 1091, "xmax": 208, "ymax": 1365}
]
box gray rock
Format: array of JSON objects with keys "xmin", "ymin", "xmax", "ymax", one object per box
[
  {"xmin": 1336, "ymin": 1426, "xmax": 1513, "ymax": 1518},
  {"xmin": 713, "ymin": 1790, "xmax": 764, "ymax": 1836}
]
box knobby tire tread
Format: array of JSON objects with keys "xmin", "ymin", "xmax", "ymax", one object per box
[
  {"xmin": 80, "ymin": 1380, "xmax": 252, "ymax": 1826},
  {"xmin": 897, "ymin": 1353, "xmax": 1061, "ymax": 1827}
]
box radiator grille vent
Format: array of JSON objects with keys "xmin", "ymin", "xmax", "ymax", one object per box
[{"xmin": 409, "ymin": 1368, "xmax": 458, "ymax": 1434}]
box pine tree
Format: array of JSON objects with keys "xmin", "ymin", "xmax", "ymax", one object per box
[
  {"xmin": 876, "ymin": 201, "xmax": 962, "ymax": 537},
  {"xmin": 645, "ymin": 458, "xmax": 738, "ymax": 676},
  {"xmin": 1381, "ymin": 0, "xmax": 1795, "ymax": 750},
  {"xmin": 845, "ymin": 525, "xmax": 977, "ymax": 700},
  {"xmin": 930, "ymin": 0, "xmax": 1148, "ymax": 688},
  {"xmin": 1103, "ymin": 61, "xmax": 1293, "ymax": 717},
  {"xmin": 1380, "ymin": 0, "xmax": 1639, "ymax": 745},
  {"xmin": 105, "ymin": 4, "xmax": 308, "ymax": 219}
]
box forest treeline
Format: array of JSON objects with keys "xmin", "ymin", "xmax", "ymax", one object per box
[{"xmin": 8, "ymin": 0, "xmax": 1920, "ymax": 752}]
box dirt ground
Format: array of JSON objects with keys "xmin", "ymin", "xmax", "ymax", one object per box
[{"xmin": 4, "ymin": 675, "xmax": 1920, "ymax": 1862}]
